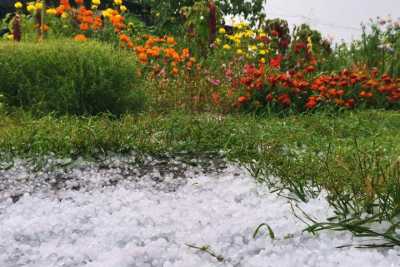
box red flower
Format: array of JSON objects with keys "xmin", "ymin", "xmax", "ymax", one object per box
[
  {"xmin": 238, "ymin": 96, "xmax": 248, "ymax": 104},
  {"xmin": 305, "ymin": 97, "xmax": 318, "ymax": 109},
  {"xmin": 345, "ymin": 99, "xmax": 355, "ymax": 108},
  {"xmin": 266, "ymin": 93, "xmax": 273, "ymax": 102},
  {"xmin": 305, "ymin": 65, "xmax": 316, "ymax": 73},
  {"xmin": 277, "ymin": 94, "xmax": 291, "ymax": 106},
  {"xmin": 270, "ymin": 54, "xmax": 283, "ymax": 69}
]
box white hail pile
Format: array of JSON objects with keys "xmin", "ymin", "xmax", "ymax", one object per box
[{"xmin": 0, "ymin": 159, "xmax": 399, "ymax": 267}]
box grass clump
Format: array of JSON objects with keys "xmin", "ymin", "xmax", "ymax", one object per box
[{"xmin": 0, "ymin": 39, "xmax": 145, "ymax": 115}]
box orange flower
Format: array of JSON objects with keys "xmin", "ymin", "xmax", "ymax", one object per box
[
  {"xmin": 166, "ymin": 37, "xmax": 176, "ymax": 46},
  {"xmin": 138, "ymin": 53, "xmax": 148, "ymax": 63},
  {"xmin": 147, "ymin": 47, "xmax": 161, "ymax": 57},
  {"xmin": 181, "ymin": 48, "xmax": 190, "ymax": 59},
  {"xmin": 73, "ymin": 34, "xmax": 87, "ymax": 41},
  {"xmin": 119, "ymin": 33, "xmax": 130, "ymax": 43},
  {"xmin": 56, "ymin": 5, "xmax": 66, "ymax": 15},
  {"xmin": 75, "ymin": 0, "xmax": 84, "ymax": 5},
  {"xmin": 171, "ymin": 67, "xmax": 179, "ymax": 76},
  {"xmin": 238, "ymin": 96, "xmax": 248, "ymax": 104},
  {"xmin": 60, "ymin": 0, "xmax": 71, "ymax": 9},
  {"xmin": 80, "ymin": 23, "xmax": 89, "ymax": 31},
  {"xmin": 135, "ymin": 46, "xmax": 146, "ymax": 54},
  {"xmin": 164, "ymin": 48, "xmax": 181, "ymax": 62},
  {"xmin": 211, "ymin": 92, "xmax": 221, "ymax": 105}
]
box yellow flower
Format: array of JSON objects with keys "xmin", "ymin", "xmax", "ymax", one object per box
[
  {"xmin": 234, "ymin": 21, "xmax": 248, "ymax": 30},
  {"xmin": 92, "ymin": 0, "xmax": 101, "ymax": 6},
  {"xmin": 35, "ymin": 2, "xmax": 43, "ymax": 10},
  {"xmin": 223, "ymin": 44, "xmax": 231, "ymax": 50},
  {"xmin": 114, "ymin": 0, "xmax": 122, "ymax": 5},
  {"xmin": 307, "ymin": 36, "xmax": 313, "ymax": 50},
  {"xmin": 236, "ymin": 49, "xmax": 243, "ymax": 55},
  {"xmin": 46, "ymin": 8, "xmax": 57, "ymax": 15},
  {"xmin": 14, "ymin": 2, "xmax": 23, "ymax": 9},
  {"xmin": 243, "ymin": 30, "xmax": 255, "ymax": 38},
  {"xmin": 102, "ymin": 8, "xmax": 113, "ymax": 17},
  {"xmin": 249, "ymin": 45, "xmax": 257, "ymax": 51},
  {"xmin": 91, "ymin": 4, "xmax": 98, "ymax": 9},
  {"xmin": 120, "ymin": 5, "xmax": 127, "ymax": 12},
  {"xmin": 6, "ymin": 33, "xmax": 14, "ymax": 40},
  {"xmin": 27, "ymin": 4, "xmax": 35, "ymax": 12},
  {"xmin": 61, "ymin": 12, "xmax": 69, "ymax": 19},
  {"xmin": 259, "ymin": 58, "xmax": 266, "ymax": 63},
  {"xmin": 218, "ymin": 27, "xmax": 226, "ymax": 34},
  {"xmin": 215, "ymin": 38, "xmax": 221, "ymax": 44},
  {"xmin": 259, "ymin": 49, "xmax": 267, "ymax": 55},
  {"xmin": 259, "ymin": 32, "xmax": 267, "ymax": 38}
]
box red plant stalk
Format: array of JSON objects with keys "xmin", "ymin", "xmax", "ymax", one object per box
[
  {"xmin": 208, "ymin": 0, "xmax": 217, "ymax": 45},
  {"xmin": 12, "ymin": 14, "xmax": 22, "ymax": 42}
]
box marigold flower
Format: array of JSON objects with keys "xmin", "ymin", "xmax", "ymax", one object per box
[
  {"xmin": 138, "ymin": 53, "xmax": 148, "ymax": 63},
  {"xmin": 35, "ymin": 2, "xmax": 43, "ymax": 10},
  {"xmin": 218, "ymin": 28, "xmax": 226, "ymax": 34},
  {"xmin": 15, "ymin": 2, "xmax": 23, "ymax": 9},
  {"xmin": 258, "ymin": 49, "xmax": 267, "ymax": 55},
  {"xmin": 92, "ymin": 0, "xmax": 101, "ymax": 6},
  {"xmin": 74, "ymin": 34, "xmax": 87, "ymax": 41},
  {"xmin": 46, "ymin": 8, "xmax": 57, "ymax": 15},
  {"xmin": 223, "ymin": 44, "xmax": 231, "ymax": 50},
  {"xmin": 60, "ymin": 0, "xmax": 71, "ymax": 9},
  {"xmin": 238, "ymin": 96, "xmax": 248, "ymax": 104},
  {"xmin": 166, "ymin": 37, "xmax": 176, "ymax": 46},
  {"xmin": 61, "ymin": 12, "xmax": 69, "ymax": 19},
  {"xmin": 181, "ymin": 48, "xmax": 190, "ymax": 59},
  {"xmin": 114, "ymin": 0, "xmax": 123, "ymax": 5},
  {"xmin": 119, "ymin": 33, "xmax": 130, "ymax": 43},
  {"xmin": 75, "ymin": 0, "xmax": 84, "ymax": 5},
  {"xmin": 120, "ymin": 5, "xmax": 127, "ymax": 12},
  {"xmin": 171, "ymin": 67, "xmax": 179, "ymax": 76},
  {"xmin": 80, "ymin": 23, "xmax": 89, "ymax": 31},
  {"xmin": 27, "ymin": 4, "xmax": 35, "ymax": 12}
]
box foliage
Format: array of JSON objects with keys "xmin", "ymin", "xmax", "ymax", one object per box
[{"xmin": 0, "ymin": 39, "xmax": 145, "ymax": 115}]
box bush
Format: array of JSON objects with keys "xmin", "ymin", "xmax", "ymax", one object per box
[{"xmin": 0, "ymin": 39, "xmax": 145, "ymax": 115}]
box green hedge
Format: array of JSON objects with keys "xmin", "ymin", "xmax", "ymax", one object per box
[{"xmin": 0, "ymin": 39, "xmax": 145, "ymax": 115}]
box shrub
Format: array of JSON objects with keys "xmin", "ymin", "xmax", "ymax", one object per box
[{"xmin": 0, "ymin": 39, "xmax": 145, "ymax": 115}]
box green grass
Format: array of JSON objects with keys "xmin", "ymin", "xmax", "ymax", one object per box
[
  {"xmin": 1, "ymin": 110, "xmax": 396, "ymax": 158},
  {"xmin": 0, "ymin": 39, "xmax": 146, "ymax": 115}
]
